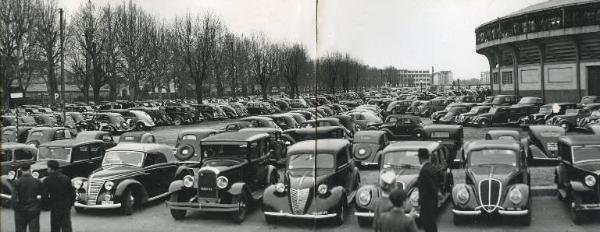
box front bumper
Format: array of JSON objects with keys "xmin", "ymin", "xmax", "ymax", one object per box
[
  {"xmin": 452, "ymin": 208, "xmax": 529, "ymax": 216},
  {"xmin": 0, "ymin": 193, "xmax": 12, "ymax": 200},
  {"xmin": 264, "ymin": 211, "xmax": 337, "ymax": 219},
  {"xmin": 575, "ymin": 203, "xmax": 600, "ymax": 211},
  {"xmin": 165, "ymin": 201, "xmax": 239, "ymax": 212},
  {"xmin": 354, "ymin": 211, "xmax": 374, "ymax": 217},
  {"xmin": 75, "ymin": 202, "xmax": 122, "ymax": 209}
]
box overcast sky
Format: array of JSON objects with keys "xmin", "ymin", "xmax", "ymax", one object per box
[{"xmin": 58, "ymin": 0, "xmax": 546, "ymax": 79}]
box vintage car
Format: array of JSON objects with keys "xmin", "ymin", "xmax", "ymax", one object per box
[
  {"xmin": 1, "ymin": 143, "xmax": 37, "ymax": 200},
  {"xmin": 346, "ymin": 111, "xmax": 383, "ymax": 130},
  {"xmin": 246, "ymin": 102, "xmax": 275, "ymax": 115},
  {"xmin": 118, "ymin": 132, "xmax": 157, "ymax": 144},
  {"xmin": 432, "ymin": 103, "xmax": 472, "ymax": 124},
  {"xmin": 546, "ymin": 103, "xmax": 600, "ymax": 131},
  {"xmin": 164, "ymin": 104, "xmax": 197, "ymax": 125},
  {"xmin": 452, "ymin": 140, "xmax": 531, "ymax": 225},
  {"xmin": 286, "ymin": 126, "xmax": 352, "ymax": 143},
  {"xmin": 262, "ymin": 139, "xmax": 360, "ymax": 225},
  {"xmin": 1, "ymin": 115, "xmax": 37, "ymax": 127},
  {"xmin": 456, "ymin": 106, "xmax": 491, "ymax": 125},
  {"xmin": 174, "ymin": 129, "xmax": 219, "ymax": 162},
  {"xmin": 554, "ymin": 135, "xmax": 600, "ymax": 224},
  {"xmin": 352, "ymin": 131, "xmax": 389, "ymax": 167},
  {"xmin": 239, "ymin": 127, "xmax": 295, "ymax": 164},
  {"xmin": 418, "ymin": 98, "xmax": 450, "ymax": 117},
  {"xmin": 370, "ymin": 115, "xmax": 424, "ymax": 140},
  {"xmin": 288, "ymin": 112, "xmax": 307, "ymax": 125},
  {"xmin": 485, "ymin": 130, "xmax": 520, "ymax": 141},
  {"xmin": 264, "ymin": 114, "xmax": 298, "ymax": 130},
  {"xmin": 128, "ymin": 110, "xmax": 157, "ymax": 131},
  {"xmin": 218, "ymin": 105, "xmax": 239, "ymax": 118},
  {"xmin": 471, "ymin": 106, "xmax": 513, "ymax": 128},
  {"xmin": 577, "ymin": 109, "xmax": 600, "ymax": 129},
  {"xmin": 521, "ymin": 126, "xmax": 566, "ymax": 166},
  {"xmin": 514, "ymin": 97, "xmax": 544, "ymax": 108},
  {"xmin": 476, "ymin": 96, "xmax": 494, "ymax": 106},
  {"xmin": 578, "ymin": 95, "xmax": 600, "ymax": 108},
  {"xmin": 354, "ymin": 141, "xmax": 453, "ymax": 226},
  {"xmin": 385, "ymin": 100, "xmax": 412, "ymax": 115},
  {"xmin": 522, "ymin": 103, "xmax": 578, "ymax": 126},
  {"xmin": 165, "ymin": 131, "xmax": 280, "ymax": 223},
  {"xmin": 332, "ymin": 114, "xmax": 360, "ymax": 135},
  {"xmin": 406, "ymin": 100, "xmax": 427, "ymax": 115},
  {"xmin": 25, "ymin": 127, "xmax": 73, "ymax": 147},
  {"xmin": 30, "ymin": 113, "xmax": 59, "ymax": 127},
  {"xmin": 240, "ymin": 116, "xmax": 281, "ymax": 130},
  {"xmin": 490, "ymin": 95, "xmax": 520, "ymax": 106},
  {"xmin": 73, "ymin": 142, "xmax": 178, "ymax": 214},
  {"xmin": 91, "ymin": 112, "xmax": 133, "ymax": 134},
  {"xmin": 1, "ymin": 126, "xmax": 33, "ymax": 143},
  {"xmin": 192, "ymin": 104, "xmax": 223, "ymax": 121},
  {"xmin": 299, "ymin": 117, "xmax": 352, "ymax": 135},
  {"xmin": 75, "ymin": 131, "xmax": 117, "ymax": 148},
  {"xmin": 422, "ymin": 125, "xmax": 463, "ymax": 163}
]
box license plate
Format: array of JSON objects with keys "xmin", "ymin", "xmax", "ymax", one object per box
[
  {"xmin": 101, "ymin": 201, "xmax": 114, "ymax": 205},
  {"xmin": 547, "ymin": 143, "xmax": 558, "ymax": 151}
]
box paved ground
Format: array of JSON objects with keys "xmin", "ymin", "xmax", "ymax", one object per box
[{"xmin": 2, "ymin": 117, "xmax": 597, "ymax": 231}]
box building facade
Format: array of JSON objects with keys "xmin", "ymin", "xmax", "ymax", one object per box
[
  {"xmin": 433, "ymin": 71, "xmax": 454, "ymax": 86},
  {"xmin": 397, "ymin": 69, "xmax": 431, "ymax": 87},
  {"xmin": 475, "ymin": 0, "xmax": 600, "ymax": 103},
  {"xmin": 480, "ymin": 71, "xmax": 490, "ymax": 83}
]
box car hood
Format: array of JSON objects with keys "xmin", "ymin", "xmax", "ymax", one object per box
[
  {"xmin": 381, "ymin": 167, "xmax": 420, "ymax": 187},
  {"xmin": 201, "ymin": 158, "xmax": 246, "ymax": 173},
  {"xmin": 554, "ymin": 114, "xmax": 577, "ymax": 121},
  {"xmin": 467, "ymin": 164, "xmax": 518, "ymax": 183},
  {"xmin": 31, "ymin": 160, "xmax": 70, "ymax": 171},
  {"xmin": 286, "ymin": 169, "xmax": 333, "ymax": 189},
  {"xmin": 90, "ymin": 165, "xmax": 144, "ymax": 179}
]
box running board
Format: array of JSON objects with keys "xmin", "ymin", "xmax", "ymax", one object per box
[{"xmin": 148, "ymin": 192, "xmax": 171, "ymax": 202}]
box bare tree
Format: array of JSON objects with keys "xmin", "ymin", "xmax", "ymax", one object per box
[
  {"xmin": 280, "ymin": 43, "xmax": 307, "ymax": 99},
  {"xmin": 31, "ymin": 0, "xmax": 61, "ymax": 104}
]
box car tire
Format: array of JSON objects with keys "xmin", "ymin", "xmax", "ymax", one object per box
[
  {"xmin": 570, "ymin": 196, "xmax": 584, "ymax": 225},
  {"xmin": 173, "ymin": 116, "xmax": 183, "ymax": 126},
  {"xmin": 453, "ymin": 214, "xmax": 468, "ymax": 225},
  {"xmin": 414, "ymin": 130, "xmax": 423, "ymax": 139},
  {"xmin": 264, "ymin": 215, "xmax": 276, "ymax": 224},
  {"xmin": 169, "ymin": 194, "xmax": 187, "ymax": 220},
  {"xmin": 121, "ymin": 188, "xmax": 135, "ymax": 215},
  {"xmin": 136, "ymin": 122, "xmax": 147, "ymax": 131},
  {"xmin": 357, "ymin": 217, "xmax": 372, "ymax": 227},
  {"xmin": 231, "ymin": 192, "xmax": 248, "ymax": 224},
  {"xmin": 74, "ymin": 206, "xmax": 85, "ymax": 214},
  {"xmin": 559, "ymin": 123, "xmax": 571, "ymax": 132},
  {"xmin": 333, "ymin": 200, "xmax": 346, "ymax": 225},
  {"xmin": 479, "ymin": 119, "xmax": 490, "ymax": 128}
]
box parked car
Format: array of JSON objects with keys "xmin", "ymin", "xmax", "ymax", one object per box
[
  {"xmin": 238, "ymin": 127, "xmax": 295, "ymax": 165},
  {"xmin": 1, "ymin": 143, "xmax": 37, "ymax": 200},
  {"xmin": 73, "ymin": 142, "xmax": 178, "ymax": 214},
  {"xmin": 484, "ymin": 130, "xmax": 520, "ymax": 141},
  {"xmin": 546, "ymin": 103, "xmax": 600, "ymax": 131},
  {"xmin": 522, "ymin": 103, "xmax": 577, "ymax": 126},
  {"xmin": 1, "ymin": 115, "xmax": 37, "ymax": 127},
  {"xmin": 407, "ymin": 101, "xmax": 427, "ymax": 115},
  {"xmin": 286, "ymin": 126, "xmax": 352, "ymax": 143},
  {"xmin": 240, "ymin": 116, "xmax": 281, "ymax": 130},
  {"xmin": 262, "ymin": 139, "xmax": 359, "ymax": 225},
  {"xmin": 577, "ymin": 95, "xmax": 600, "ymax": 108},
  {"xmin": 490, "ymin": 95, "xmax": 520, "ymax": 106},
  {"xmin": 385, "ymin": 100, "xmax": 412, "ymax": 115},
  {"xmin": 165, "ymin": 131, "xmax": 280, "ymax": 223},
  {"xmin": 418, "ymin": 98, "xmax": 450, "ymax": 117},
  {"xmin": 354, "ymin": 141, "xmax": 453, "ymax": 226},
  {"xmin": 91, "ymin": 112, "xmax": 134, "ymax": 134},
  {"xmin": 174, "ymin": 129, "xmax": 219, "ymax": 162},
  {"xmin": 118, "ymin": 132, "xmax": 157, "ymax": 144},
  {"xmin": 246, "ymin": 102, "xmax": 274, "ymax": 115},
  {"xmin": 352, "ymin": 131, "xmax": 389, "ymax": 167},
  {"xmin": 264, "ymin": 114, "xmax": 298, "ymax": 130},
  {"xmin": 452, "ymin": 140, "xmax": 531, "ymax": 225},
  {"xmin": 25, "ymin": 127, "xmax": 73, "ymax": 147},
  {"xmin": 370, "ymin": 115, "xmax": 424, "ymax": 140},
  {"xmin": 421, "ymin": 125, "xmax": 463, "ymax": 164},
  {"xmin": 1, "ymin": 126, "xmax": 33, "ymax": 143},
  {"xmin": 31, "ymin": 113, "xmax": 59, "ymax": 127},
  {"xmin": 456, "ymin": 106, "xmax": 491, "ymax": 125},
  {"xmin": 432, "ymin": 103, "xmax": 472, "ymax": 123},
  {"xmin": 554, "ymin": 135, "xmax": 600, "ymax": 224},
  {"xmin": 346, "ymin": 111, "xmax": 383, "ymax": 130},
  {"xmin": 576, "ymin": 109, "xmax": 600, "ymax": 129},
  {"xmin": 514, "ymin": 97, "xmax": 544, "ymax": 107}
]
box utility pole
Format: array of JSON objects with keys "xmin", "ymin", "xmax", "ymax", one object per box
[{"xmin": 60, "ymin": 8, "xmax": 66, "ymax": 126}]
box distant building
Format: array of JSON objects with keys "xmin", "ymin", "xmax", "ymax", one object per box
[
  {"xmin": 480, "ymin": 71, "xmax": 490, "ymax": 84},
  {"xmin": 433, "ymin": 71, "xmax": 453, "ymax": 86},
  {"xmin": 397, "ymin": 69, "xmax": 431, "ymax": 87}
]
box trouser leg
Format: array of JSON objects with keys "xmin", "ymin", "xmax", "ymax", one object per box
[
  {"xmin": 14, "ymin": 211, "xmax": 26, "ymax": 232},
  {"xmin": 50, "ymin": 210, "xmax": 60, "ymax": 232},
  {"xmin": 28, "ymin": 212, "xmax": 40, "ymax": 232}
]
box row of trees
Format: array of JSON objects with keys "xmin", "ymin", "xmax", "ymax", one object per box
[{"xmin": 1, "ymin": 0, "xmax": 410, "ymax": 108}]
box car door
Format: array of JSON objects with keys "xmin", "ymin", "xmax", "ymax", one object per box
[
  {"xmin": 493, "ymin": 107, "xmax": 509, "ymax": 123},
  {"xmin": 67, "ymin": 144, "xmax": 93, "ymax": 177},
  {"xmin": 143, "ymin": 152, "xmax": 173, "ymax": 197},
  {"xmin": 246, "ymin": 140, "xmax": 269, "ymax": 190},
  {"xmin": 88, "ymin": 142, "xmax": 105, "ymax": 168}
]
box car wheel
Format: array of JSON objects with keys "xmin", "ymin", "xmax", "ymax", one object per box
[
  {"xmin": 453, "ymin": 214, "xmax": 468, "ymax": 225},
  {"xmin": 169, "ymin": 194, "xmax": 186, "ymax": 220},
  {"xmin": 479, "ymin": 119, "xmax": 490, "ymax": 128},
  {"xmin": 74, "ymin": 206, "xmax": 85, "ymax": 214},
  {"xmin": 264, "ymin": 215, "xmax": 276, "ymax": 224},
  {"xmin": 357, "ymin": 217, "xmax": 372, "ymax": 227},
  {"xmin": 414, "ymin": 130, "xmax": 423, "ymax": 139},
  {"xmin": 560, "ymin": 123, "xmax": 571, "ymax": 132},
  {"xmin": 333, "ymin": 200, "xmax": 346, "ymax": 225},
  {"xmin": 570, "ymin": 196, "xmax": 584, "ymax": 225},
  {"xmin": 173, "ymin": 116, "xmax": 183, "ymax": 126},
  {"xmin": 231, "ymin": 192, "xmax": 248, "ymax": 224},
  {"xmin": 136, "ymin": 122, "xmax": 147, "ymax": 131},
  {"xmin": 121, "ymin": 188, "xmax": 135, "ymax": 215}
]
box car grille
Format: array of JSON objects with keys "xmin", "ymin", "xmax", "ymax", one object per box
[
  {"xmin": 87, "ymin": 178, "xmax": 105, "ymax": 205},
  {"xmin": 290, "ymin": 188, "xmax": 310, "ymax": 215},
  {"xmin": 478, "ymin": 178, "xmax": 502, "ymax": 213},
  {"xmin": 197, "ymin": 169, "xmax": 217, "ymax": 198}
]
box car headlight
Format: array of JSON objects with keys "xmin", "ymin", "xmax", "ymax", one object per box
[
  {"xmin": 358, "ymin": 149, "xmax": 366, "ymax": 155},
  {"xmin": 585, "ymin": 175, "xmax": 596, "ymax": 187},
  {"xmin": 216, "ymin": 176, "xmax": 229, "ymax": 189},
  {"xmin": 104, "ymin": 181, "xmax": 114, "ymax": 191},
  {"xmin": 32, "ymin": 172, "xmax": 39, "ymax": 179},
  {"xmin": 72, "ymin": 179, "xmax": 83, "ymax": 189},
  {"xmin": 317, "ymin": 184, "xmax": 328, "ymax": 195},
  {"xmin": 409, "ymin": 189, "xmax": 419, "ymax": 207},
  {"xmin": 509, "ymin": 188, "xmax": 523, "ymax": 204},
  {"xmin": 457, "ymin": 187, "xmax": 469, "ymax": 204},
  {"xmin": 183, "ymin": 175, "xmax": 194, "ymax": 188},
  {"xmin": 275, "ymin": 183, "xmax": 285, "ymax": 193},
  {"xmin": 357, "ymin": 189, "xmax": 371, "ymax": 205},
  {"xmin": 8, "ymin": 171, "xmax": 16, "ymax": 179}
]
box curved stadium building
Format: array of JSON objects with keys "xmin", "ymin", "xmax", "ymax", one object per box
[{"xmin": 476, "ymin": 0, "xmax": 600, "ymax": 102}]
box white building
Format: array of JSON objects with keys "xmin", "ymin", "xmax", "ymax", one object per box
[{"xmin": 433, "ymin": 71, "xmax": 454, "ymax": 86}]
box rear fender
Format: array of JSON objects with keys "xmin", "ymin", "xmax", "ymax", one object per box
[
  {"xmin": 174, "ymin": 166, "xmax": 194, "ymax": 179},
  {"xmin": 501, "ymin": 184, "xmax": 530, "ymax": 208}
]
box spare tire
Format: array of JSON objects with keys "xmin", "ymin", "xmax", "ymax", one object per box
[{"xmin": 175, "ymin": 145, "xmax": 195, "ymax": 161}]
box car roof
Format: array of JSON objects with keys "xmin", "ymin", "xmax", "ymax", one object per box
[
  {"xmin": 178, "ymin": 129, "xmax": 218, "ymax": 137},
  {"xmin": 201, "ymin": 131, "xmax": 270, "ymax": 142},
  {"xmin": 241, "ymin": 116, "xmax": 273, "ymax": 121},
  {"xmin": 465, "ymin": 140, "xmax": 520, "ymax": 152},
  {"xmin": 239, "ymin": 128, "xmax": 280, "ymax": 134},
  {"xmin": 287, "ymin": 139, "xmax": 350, "ymax": 154},
  {"xmin": 1, "ymin": 143, "xmax": 34, "ymax": 150},
  {"xmin": 354, "ymin": 130, "xmax": 386, "ymax": 137},
  {"xmin": 423, "ymin": 124, "xmax": 462, "ymax": 131},
  {"xmin": 75, "ymin": 131, "xmax": 110, "ymax": 140},
  {"xmin": 107, "ymin": 142, "xmax": 173, "ymax": 153},
  {"xmin": 39, "ymin": 139, "xmax": 103, "ymax": 147},
  {"xmin": 383, "ymin": 141, "xmax": 440, "ymax": 153},
  {"xmin": 559, "ymin": 135, "xmax": 600, "ymax": 146},
  {"xmin": 294, "ymin": 126, "xmax": 343, "ymax": 134}
]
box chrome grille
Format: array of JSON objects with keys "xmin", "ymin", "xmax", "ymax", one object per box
[
  {"xmin": 87, "ymin": 178, "xmax": 105, "ymax": 205},
  {"xmin": 197, "ymin": 170, "xmax": 217, "ymax": 198},
  {"xmin": 290, "ymin": 188, "xmax": 310, "ymax": 215},
  {"xmin": 478, "ymin": 178, "xmax": 502, "ymax": 213}
]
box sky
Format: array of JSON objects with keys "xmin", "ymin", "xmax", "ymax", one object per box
[{"xmin": 58, "ymin": 0, "xmax": 547, "ymax": 79}]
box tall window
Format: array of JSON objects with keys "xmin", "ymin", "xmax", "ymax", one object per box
[
  {"xmin": 502, "ymin": 71, "xmax": 513, "ymax": 84},
  {"xmin": 492, "ymin": 72, "xmax": 499, "ymax": 84}
]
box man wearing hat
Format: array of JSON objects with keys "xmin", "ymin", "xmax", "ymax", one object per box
[
  {"xmin": 417, "ymin": 148, "xmax": 439, "ymax": 232},
  {"xmin": 11, "ymin": 164, "xmax": 42, "ymax": 232},
  {"xmin": 42, "ymin": 160, "xmax": 75, "ymax": 232}
]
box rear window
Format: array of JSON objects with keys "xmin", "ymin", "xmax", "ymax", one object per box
[
  {"xmin": 430, "ymin": 131, "xmax": 450, "ymax": 138},
  {"xmin": 182, "ymin": 135, "xmax": 197, "ymax": 141}
]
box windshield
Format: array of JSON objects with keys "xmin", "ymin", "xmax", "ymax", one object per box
[
  {"xmin": 102, "ymin": 151, "xmax": 145, "ymax": 167},
  {"xmin": 565, "ymin": 109, "xmax": 579, "ymax": 115},
  {"xmin": 580, "ymin": 96, "xmax": 597, "ymax": 104},
  {"xmin": 382, "ymin": 151, "xmax": 421, "ymax": 167},
  {"xmin": 288, "ymin": 153, "xmax": 334, "ymax": 169},
  {"xmin": 469, "ymin": 149, "xmax": 517, "ymax": 166},
  {"xmin": 519, "ymin": 98, "xmax": 537, "ymax": 104},
  {"xmin": 202, "ymin": 144, "xmax": 248, "ymax": 158},
  {"xmin": 301, "ymin": 121, "xmax": 334, "ymax": 128},
  {"xmin": 572, "ymin": 146, "xmax": 600, "ymax": 164},
  {"xmin": 539, "ymin": 106, "xmax": 552, "ymax": 114},
  {"xmin": 38, "ymin": 147, "xmax": 71, "ymax": 162}
]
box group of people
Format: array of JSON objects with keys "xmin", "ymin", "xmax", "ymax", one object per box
[
  {"xmin": 373, "ymin": 149, "xmax": 439, "ymax": 232},
  {"xmin": 11, "ymin": 160, "xmax": 75, "ymax": 232}
]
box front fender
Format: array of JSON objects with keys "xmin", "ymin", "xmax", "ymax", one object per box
[
  {"xmin": 228, "ymin": 182, "xmax": 246, "ymax": 196},
  {"xmin": 570, "ymin": 181, "xmax": 593, "ymax": 192},
  {"xmin": 174, "ymin": 166, "xmax": 194, "ymax": 180},
  {"xmin": 452, "ymin": 184, "xmax": 478, "ymax": 209},
  {"xmin": 115, "ymin": 179, "xmax": 147, "ymax": 201},
  {"xmin": 355, "ymin": 185, "xmax": 381, "ymax": 212},
  {"xmin": 169, "ymin": 180, "xmax": 185, "ymax": 193},
  {"xmin": 501, "ymin": 184, "xmax": 530, "ymax": 209}
]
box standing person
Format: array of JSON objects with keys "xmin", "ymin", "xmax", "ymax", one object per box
[
  {"xmin": 417, "ymin": 149, "xmax": 439, "ymax": 232},
  {"xmin": 374, "ymin": 189, "xmax": 418, "ymax": 232},
  {"xmin": 42, "ymin": 160, "xmax": 75, "ymax": 232},
  {"xmin": 11, "ymin": 164, "xmax": 42, "ymax": 232}
]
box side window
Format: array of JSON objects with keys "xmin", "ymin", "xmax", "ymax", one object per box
[
  {"xmin": 14, "ymin": 148, "xmax": 34, "ymax": 161},
  {"xmin": 72, "ymin": 145, "xmax": 89, "ymax": 162},
  {"xmin": 337, "ymin": 148, "xmax": 348, "ymax": 167},
  {"xmin": 144, "ymin": 153, "xmax": 157, "ymax": 166},
  {"xmin": 89, "ymin": 143, "xmax": 104, "ymax": 159}
]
